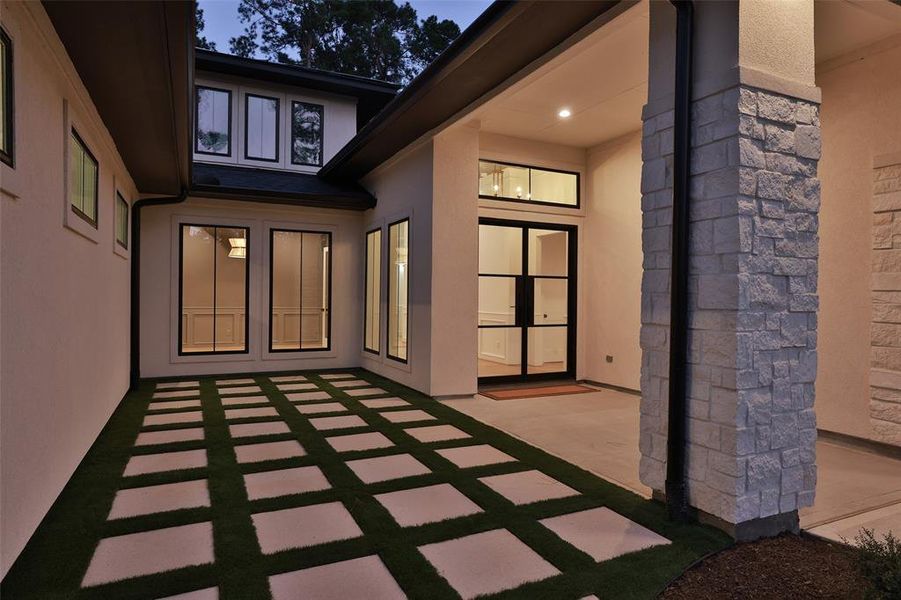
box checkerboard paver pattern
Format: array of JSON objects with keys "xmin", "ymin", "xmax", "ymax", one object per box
[{"xmin": 75, "ymin": 371, "xmax": 672, "ymax": 598}]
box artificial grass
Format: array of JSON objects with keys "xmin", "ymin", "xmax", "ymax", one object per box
[{"xmin": 1, "ymin": 369, "xmax": 731, "ymax": 599}]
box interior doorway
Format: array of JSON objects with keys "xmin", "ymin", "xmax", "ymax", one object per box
[{"xmin": 477, "ymin": 218, "xmax": 577, "ymax": 384}]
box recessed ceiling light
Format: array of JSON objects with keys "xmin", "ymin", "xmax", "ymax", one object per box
[{"xmin": 558, "ymin": 108, "xmax": 572, "ymax": 118}]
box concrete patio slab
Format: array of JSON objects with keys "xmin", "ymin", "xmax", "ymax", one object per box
[
  {"xmin": 156, "ymin": 381, "xmax": 200, "ymax": 390},
  {"xmin": 346, "ymin": 387, "xmax": 387, "ymax": 397},
  {"xmin": 219, "ymin": 386, "xmax": 262, "ymax": 395},
  {"xmin": 229, "ymin": 421, "xmax": 290, "ymax": 439},
  {"xmin": 252, "ymin": 502, "xmax": 362, "ymax": 554},
  {"xmin": 224, "ymin": 406, "xmax": 279, "ymax": 420},
  {"xmin": 82, "ymin": 522, "xmax": 214, "ymax": 587},
  {"xmin": 360, "ymin": 398, "xmax": 408, "ymax": 409},
  {"xmin": 143, "ymin": 411, "xmax": 204, "ymax": 427},
  {"xmin": 234, "ymin": 440, "xmax": 306, "ymax": 464},
  {"xmin": 108, "ymin": 479, "xmax": 210, "ymax": 519},
  {"xmin": 135, "ymin": 427, "xmax": 205, "ymax": 447},
  {"xmin": 331, "ymin": 379, "xmax": 370, "ymax": 388},
  {"xmin": 346, "ymin": 454, "xmax": 431, "ymax": 484},
  {"xmin": 244, "ymin": 466, "xmax": 330, "ymax": 500},
  {"xmin": 277, "ymin": 382, "xmax": 318, "ymax": 392},
  {"xmin": 376, "ymin": 483, "xmax": 482, "ymax": 527},
  {"xmin": 309, "ymin": 415, "xmax": 367, "ymax": 431},
  {"xmin": 540, "ymin": 507, "xmax": 670, "ymax": 562},
  {"xmin": 268, "ymin": 555, "xmax": 405, "ymax": 600},
  {"xmin": 218, "ymin": 378, "xmax": 256, "ymax": 386},
  {"xmin": 436, "ymin": 445, "xmax": 516, "ymax": 469},
  {"xmin": 123, "ymin": 449, "xmax": 207, "ymax": 476},
  {"xmin": 221, "ymin": 395, "xmax": 269, "ymax": 406},
  {"xmin": 327, "ymin": 432, "xmax": 394, "ymax": 452},
  {"xmin": 405, "ymin": 425, "xmax": 471, "ymax": 443},
  {"xmin": 380, "ymin": 409, "xmax": 436, "ymax": 423},
  {"xmin": 286, "ymin": 391, "xmax": 333, "ymax": 402},
  {"xmin": 149, "ymin": 399, "xmax": 201, "ymax": 411},
  {"xmin": 293, "ymin": 402, "xmax": 347, "ymax": 415},
  {"xmin": 269, "ymin": 375, "xmax": 307, "ymax": 382},
  {"xmin": 479, "ymin": 470, "xmax": 578, "ymax": 505},
  {"xmin": 320, "ymin": 373, "xmax": 355, "ymax": 380},
  {"xmin": 153, "ymin": 390, "xmax": 200, "ymax": 399},
  {"xmin": 419, "ymin": 529, "xmax": 559, "ymax": 599},
  {"xmin": 159, "ymin": 587, "xmax": 218, "ymax": 600}
]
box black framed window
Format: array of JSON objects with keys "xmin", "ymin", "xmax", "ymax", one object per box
[
  {"xmin": 245, "ymin": 93, "xmax": 279, "ymax": 162},
  {"xmin": 115, "ymin": 192, "xmax": 129, "ymax": 249},
  {"xmin": 69, "ymin": 130, "xmax": 98, "ymax": 227},
  {"xmin": 364, "ymin": 228, "xmax": 381, "ymax": 354},
  {"xmin": 179, "ymin": 224, "xmax": 249, "ymax": 354},
  {"xmin": 478, "ymin": 160, "xmax": 579, "ymax": 208},
  {"xmin": 290, "ymin": 101, "xmax": 323, "ymax": 166},
  {"xmin": 387, "ymin": 219, "xmax": 409, "ymax": 362},
  {"xmin": 269, "ymin": 229, "xmax": 331, "ymax": 352},
  {"xmin": 0, "ymin": 27, "xmax": 13, "ymax": 167},
  {"xmin": 195, "ymin": 86, "xmax": 231, "ymax": 156}
]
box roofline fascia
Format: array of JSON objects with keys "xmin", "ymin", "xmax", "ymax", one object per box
[{"xmin": 188, "ymin": 186, "xmax": 376, "ymax": 210}]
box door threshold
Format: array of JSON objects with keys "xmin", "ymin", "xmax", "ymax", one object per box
[{"xmin": 478, "ymin": 378, "xmax": 576, "ymax": 393}]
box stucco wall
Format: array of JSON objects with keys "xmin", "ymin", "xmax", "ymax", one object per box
[
  {"xmin": 816, "ymin": 42, "xmax": 901, "ymax": 440},
  {"xmin": 0, "ymin": 2, "xmax": 138, "ymax": 575},
  {"xmin": 139, "ymin": 198, "xmax": 364, "ymax": 377}
]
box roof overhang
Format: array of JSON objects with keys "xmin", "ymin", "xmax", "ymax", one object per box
[
  {"xmin": 320, "ymin": 0, "xmax": 622, "ymax": 181},
  {"xmin": 43, "ymin": 1, "xmax": 193, "ymax": 195}
]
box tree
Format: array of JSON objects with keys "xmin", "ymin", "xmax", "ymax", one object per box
[
  {"xmin": 195, "ymin": 6, "xmax": 217, "ymax": 51},
  {"xmin": 228, "ymin": 0, "xmax": 460, "ymax": 83}
]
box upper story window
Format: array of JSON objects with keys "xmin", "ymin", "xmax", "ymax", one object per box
[
  {"xmin": 245, "ymin": 93, "xmax": 278, "ymax": 162},
  {"xmin": 0, "ymin": 27, "xmax": 13, "ymax": 167},
  {"xmin": 195, "ymin": 86, "xmax": 231, "ymax": 156},
  {"xmin": 478, "ymin": 160, "xmax": 579, "ymax": 208},
  {"xmin": 115, "ymin": 192, "xmax": 129, "ymax": 249},
  {"xmin": 69, "ymin": 130, "xmax": 98, "ymax": 227},
  {"xmin": 291, "ymin": 101, "xmax": 323, "ymax": 167}
]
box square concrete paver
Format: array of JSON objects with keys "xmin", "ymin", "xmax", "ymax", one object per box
[
  {"xmin": 229, "ymin": 421, "xmax": 290, "ymax": 439},
  {"xmin": 310, "ymin": 415, "xmax": 367, "ymax": 431},
  {"xmin": 135, "ymin": 427, "xmax": 204, "ymax": 447},
  {"xmin": 82, "ymin": 522, "xmax": 214, "ymax": 587},
  {"xmin": 123, "ymin": 449, "xmax": 207, "ymax": 476},
  {"xmin": 381, "ymin": 409, "xmax": 435, "ymax": 423},
  {"xmin": 376, "ymin": 483, "xmax": 482, "ymax": 527},
  {"xmin": 277, "ymin": 382, "xmax": 317, "ymax": 392},
  {"xmin": 293, "ymin": 402, "xmax": 347, "ymax": 415},
  {"xmin": 346, "ymin": 387, "xmax": 387, "ymax": 397},
  {"xmin": 153, "ymin": 390, "xmax": 200, "ymax": 399},
  {"xmin": 269, "ymin": 555, "xmax": 405, "ymax": 600},
  {"xmin": 159, "ymin": 587, "xmax": 218, "ymax": 600},
  {"xmin": 235, "ymin": 440, "xmax": 305, "ymax": 464},
  {"xmin": 539, "ymin": 507, "xmax": 670, "ymax": 562},
  {"xmin": 221, "ymin": 395, "xmax": 269, "ymax": 406},
  {"xmin": 269, "ymin": 375, "xmax": 307, "ymax": 383},
  {"xmin": 143, "ymin": 411, "xmax": 204, "ymax": 427},
  {"xmin": 156, "ymin": 381, "xmax": 199, "ymax": 390},
  {"xmin": 287, "ymin": 391, "xmax": 332, "ymax": 402},
  {"xmin": 360, "ymin": 398, "xmax": 408, "ymax": 409},
  {"xmin": 320, "ymin": 373, "xmax": 355, "ymax": 380},
  {"xmin": 218, "ymin": 378, "xmax": 256, "ymax": 386},
  {"xmin": 436, "ymin": 445, "xmax": 516, "ymax": 469},
  {"xmin": 225, "ymin": 406, "xmax": 279, "ymax": 420},
  {"xmin": 405, "ymin": 425, "xmax": 471, "ymax": 443},
  {"xmin": 346, "ymin": 454, "xmax": 430, "ymax": 484},
  {"xmin": 219, "ymin": 386, "xmax": 261, "ymax": 395},
  {"xmin": 327, "ymin": 432, "xmax": 394, "ymax": 452},
  {"xmin": 108, "ymin": 479, "xmax": 210, "ymax": 519},
  {"xmin": 252, "ymin": 502, "xmax": 362, "ymax": 554},
  {"xmin": 149, "ymin": 399, "xmax": 201, "ymax": 411},
  {"xmin": 479, "ymin": 470, "xmax": 578, "ymax": 505},
  {"xmin": 331, "ymin": 379, "xmax": 370, "ymax": 388},
  {"xmin": 244, "ymin": 466, "xmax": 330, "ymax": 500},
  {"xmin": 419, "ymin": 529, "xmax": 559, "ymax": 599}
]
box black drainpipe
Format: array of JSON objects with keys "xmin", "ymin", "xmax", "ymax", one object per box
[
  {"xmin": 665, "ymin": 0, "xmax": 694, "ymax": 522},
  {"xmin": 130, "ymin": 189, "xmax": 188, "ymax": 390}
]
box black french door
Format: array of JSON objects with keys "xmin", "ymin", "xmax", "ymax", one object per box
[{"xmin": 477, "ymin": 218, "xmax": 577, "ymax": 384}]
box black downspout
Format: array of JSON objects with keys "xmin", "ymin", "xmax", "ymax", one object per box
[
  {"xmin": 665, "ymin": 0, "xmax": 694, "ymax": 522},
  {"xmin": 129, "ymin": 189, "xmax": 188, "ymax": 390}
]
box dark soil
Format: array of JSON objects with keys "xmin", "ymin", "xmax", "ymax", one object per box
[{"xmin": 661, "ymin": 534, "xmax": 869, "ymax": 599}]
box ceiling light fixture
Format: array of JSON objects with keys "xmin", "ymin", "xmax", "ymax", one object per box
[{"xmin": 558, "ymin": 108, "xmax": 572, "ymax": 119}]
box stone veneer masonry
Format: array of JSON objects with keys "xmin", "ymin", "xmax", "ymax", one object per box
[
  {"xmin": 639, "ymin": 85, "xmax": 821, "ymax": 526},
  {"xmin": 871, "ymin": 157, "xmax": 901, "ymax": 446}
]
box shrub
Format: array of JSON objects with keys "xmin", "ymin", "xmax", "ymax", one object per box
[{"xmin": 853, "ymin": 528, "xmax": 901, "ymax": 599}]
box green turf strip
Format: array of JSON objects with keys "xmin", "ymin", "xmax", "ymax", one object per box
[{"xmin": 1, "ymin": 369, "xmax": 731, "ymax": 599}]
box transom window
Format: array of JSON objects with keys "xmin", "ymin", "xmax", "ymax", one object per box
[
  {"xmin": 0, "ymin": 27, "xmax": 13, "ymax": 167},
  {"xmin": 478, "ymin": 160, "xmax": 579, "ymax": 207},
  {"xmin": 115, "ymin": 192, "xmax": 129, "ymax": 249},
  {"xmin": 195, "ymin": 86, "xmax": 231, "ymax": 156},
  {"xmin": 69, "ymin": 130, "xmax": 98, "ymax": 226},
  {"xmin": 245, "ymin": 93, "xmax": 279, "ymax": 162},
  {"xmin": 291, "ymin": 101, "xmax": 323, "ymax": 166}
]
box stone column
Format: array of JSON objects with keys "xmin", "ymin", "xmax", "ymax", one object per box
[{"xmin": 639, "ymin": 0, "xmax": 821, "ymax": 539}]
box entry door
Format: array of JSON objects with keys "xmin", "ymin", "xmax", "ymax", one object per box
[{"xmin": 477, "ymin": 219, "xmax": 576, "ymax": 383}]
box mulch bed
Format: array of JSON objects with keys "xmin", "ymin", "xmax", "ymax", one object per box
[{"xmin": 661, "ymin": 533, "xmax": 869, "ymax": 599}]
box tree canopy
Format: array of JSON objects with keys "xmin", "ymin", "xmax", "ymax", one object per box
[
  {"xmin": 195, "ymin": 6, "xmax": 217, "ymax": 51},
  {"xmin": 217, "ymin": 0, "xmax": 460, "ymax": 84}
]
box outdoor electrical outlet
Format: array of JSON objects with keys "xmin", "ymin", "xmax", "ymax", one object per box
[{"xmin": 606, "ymin": 355, "xmax": 614, "ymax": 363}]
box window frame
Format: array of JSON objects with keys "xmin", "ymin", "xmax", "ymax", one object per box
[
  {"xmin": 267, "ymin": 228, "xmax": 333, "ymax": 354},
  {"xmin": 363, "ymin": 227, "xmax": 382, "ymax": 355},
  {"xmin": 244, "ymin": 92, "xmax": 280, "ymax": 163},
  {"xmin": 0, "ymin": 27, "xmax": 13, "ymax": 168},
  {"xmin": 177, "ymin": 223, "xmax": 251, "ymax": 356},
  {"xmin": 386, "ymin": 217, "xmax": 410, "ymax": 364},
  {"xmin": 69, "ymin": 128, "xmax": 99, "ymax": 228},
  {"xmin": 478, "ymin": 159, "xmax": 581, "ymax": 209},
  {"xmin": 115, "ymin": 191, "xmax": 129, "ymax": 249},
  {"xmin": 289, "ymin": 100, "xmax": 325, "ymax": 168},
  {"xmin": 194, "ymin": 85, "xmax": 233, "ymax": 158}
]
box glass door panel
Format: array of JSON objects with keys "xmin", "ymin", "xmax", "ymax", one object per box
[
  {"xmin": 479, "ymin": 225, "xmax": 522, "ymax": 274},
  {"xmin": 478, "ymin": 276, "xmax": 518, "ymax": 326},
  {"xmin": 478, "ymin": 327, "xmax": 522, "ymax": 378},
  {"xmin": 527, "ymin": 326, "xmax": 568, "ymax": 375},
  {"xmin": 528, "ymin": 229, "xmax": 568, "ymax": 276},
  {"xmin": 532, "ymin": 278, "xmax": 568, "ymax": 325}
]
